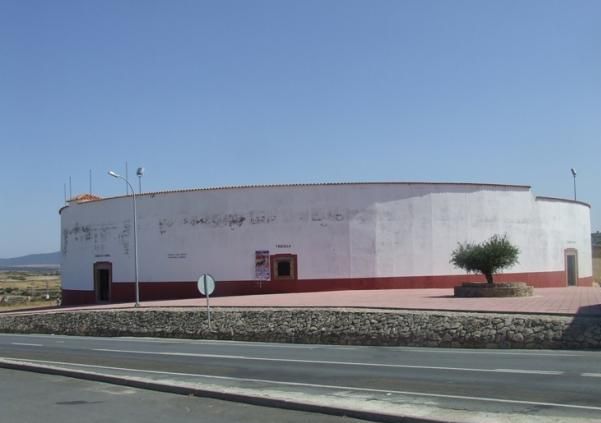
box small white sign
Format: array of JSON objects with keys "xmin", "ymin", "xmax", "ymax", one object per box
[
  {"xmin": 197, "ymin": 274, "xmax": 216, "ymax": 296},
  {"xmin": 197, "ymin": 274, "xmax": 216, "ymax": 331}
]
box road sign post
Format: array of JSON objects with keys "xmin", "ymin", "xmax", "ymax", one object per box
[{"xmin": 197, "ymin": 274, "xmax": 216, "ymax": 331}]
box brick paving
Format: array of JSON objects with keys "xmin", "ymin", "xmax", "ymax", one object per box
[{"xmin": 14, "ymin": 287, "xmax": 601, "ymax": 316}]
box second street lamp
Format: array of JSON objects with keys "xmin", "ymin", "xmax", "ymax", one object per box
[
  {"xmin": 570, "ymin": 168, "xmax": 577, "ymax": 201},
  {"xmin": 136, "ymin": 167, "xmax": 144, "ymax": 194},
  {"xmin": 108, "ymin": 170, "xmax": 140, "ymax": 307}
]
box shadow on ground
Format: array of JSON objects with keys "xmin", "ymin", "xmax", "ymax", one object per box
[{"xmin": 562, "ymin": 304, "xmax": 601, "ymax": 350}]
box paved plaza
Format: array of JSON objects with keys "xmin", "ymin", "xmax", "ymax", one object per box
[
  {"xmin": 8, "ymin": 287, "xmax": 600, "ymax": 316},
  {"xmin": 185, "ymin": 287, "xmax": 601, "ymax": 315}
]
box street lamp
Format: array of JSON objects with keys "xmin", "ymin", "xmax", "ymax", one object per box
[
  {"xmin": 570, "ymin": 168, "xmax": 577, "ymax": 201},
  {"xmin": 136, "ymin": 167, "xmax": 144, "ymax": 194},
  {"xmin": 108, "ymin": 170, "xmax": 140, "ymax": 307}
]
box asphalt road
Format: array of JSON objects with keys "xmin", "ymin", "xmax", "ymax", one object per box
[
  {"xmin": 0, "ymin": 367, "xmax": 367, "ymax": 423},
  {"xmin": 1, "ymin": 333, "xmax": 600, "ymax": 422}
]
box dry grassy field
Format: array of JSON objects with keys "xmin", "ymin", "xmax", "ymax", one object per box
[{"xmin": 0, "ymin": 268, "xmax": 61, "ymax": 310}]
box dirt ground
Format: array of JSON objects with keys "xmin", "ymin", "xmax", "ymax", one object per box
[{"xmin": 0, "ymin": 269, "xmax": 61, "ymax": 310}]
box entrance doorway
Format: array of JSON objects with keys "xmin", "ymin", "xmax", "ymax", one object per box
[
  {"xmin": 565, "ymin": 249, "xmax": 578, "ymax": 286},
  {"xmin": 94, "ymin": 262, "xmax": 112, "ymax": 302},
  {"xmin": 270, "ymin": 254, "xmax": 298, "ymax": 281}
]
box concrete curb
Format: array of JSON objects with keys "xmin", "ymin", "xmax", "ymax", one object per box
[{"xmin": 0, "ymin": 358, "xmax": 448, "ymax": 423}]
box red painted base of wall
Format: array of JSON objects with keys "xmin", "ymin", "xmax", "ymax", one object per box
[
  {"xmin": 61, "ymin": 270, "xmax": 593, "ymax": 306},
  {"xmin": 61, "ymin": 290, "xmax": 97, "ymax": 306}
]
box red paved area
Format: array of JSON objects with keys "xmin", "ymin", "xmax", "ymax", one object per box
[{"xmin": 6, "ymin": 287, "xmax": 601, "ymax": 316}]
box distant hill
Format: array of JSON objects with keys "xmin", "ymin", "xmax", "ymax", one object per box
[
  {"xmin": 593, "ymin": 232, "xmax": 601, "ymax": 247},
  {"xmin": 0, "ymin": 251, "xmax": 60, "ymax": 267}
]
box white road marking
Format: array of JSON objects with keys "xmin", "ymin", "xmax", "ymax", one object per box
[
  {"xmin": 95, "ymin": 339, "xmax": 582, "ymax": 355},
  {"xmin": 118, "ymin": 338, "xmax": 355, "ymax": 350},
  {"xmin": 493, "ymin": 368, "xmax": 563, "ymax": 375},
  {"xmin": 10, "ymin": 343, "xmax": 43, "ymax": 347},
  {"xmin": 390, "ymin": 349, "xmax": 583, "ymax": 357},
  {"xmin": 1, "ymin": 357, "xmax": 599, "ymax": 412},
  {"xmin": 0, "ymin": 334, "xmax": 584, "ymax": 356},
  {"xmin": 581, "ymin": 373, "xmax": 601, "ymax": 378},
  {"xmin": 112, "ymin": 339, "xmax": 575, "ymax": 355},
  {"xmin": 0, "ymin": 334, "xmax": 323, "ymax": 349},
  {"xmin": 92, "ymin": 348, "xmax": 563, "ymax": 375}
]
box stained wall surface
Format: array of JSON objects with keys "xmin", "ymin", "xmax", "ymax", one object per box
[{"xmin": 60, "ymin": 183, "xmax": 592, "ymax": 304}]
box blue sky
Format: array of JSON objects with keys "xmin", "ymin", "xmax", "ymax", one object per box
[{"xmin": 1, "ymin": 0, "xmax": 600, "ymax": 258}]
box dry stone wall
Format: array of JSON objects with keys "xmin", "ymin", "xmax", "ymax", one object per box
[{"xmin": 0, "ymin": 308, "xmax": 600, "ymax": 349}]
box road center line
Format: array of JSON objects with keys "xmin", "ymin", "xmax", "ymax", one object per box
[
  {"xmin": 116, "ymin": 338, "xmax": 354, "ymax": 350},
  {"xmin": 10, "ymin": 343, "xmax": 43, "ymax": 347},
  {"xmin": 92, "ymin": 348, "xmax": 563, "ymax": 375},
  {"xmin": 1, "ymin": 357, "xmax": 598, "ymax": 412},
  {"xmin": 105, "ymin": 338, "xmax": 580, "ymax": 355},
  {"xmin": 390, "ymin": 349, "xmax": 582, "ymax": 357},
  {"xmin": 0, "ymin": 334, "xmax": 585, "ymax": 356},
  {"xmin": 581, "ymin": 373, "xmax": 601, "ymax": 378}
]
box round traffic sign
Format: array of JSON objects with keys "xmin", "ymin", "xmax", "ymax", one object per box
[{"xmin": 197, "ymin": 274, "xmax": 216, "ymax": 296}]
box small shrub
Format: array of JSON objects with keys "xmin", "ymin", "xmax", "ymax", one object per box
[
  {"xmin": 7, "ymin": 274, "xmax": 26, "ymax": 281},
  {"xmin": 450, "ymin": 234, "xmax": 519, "ymax": 284}
]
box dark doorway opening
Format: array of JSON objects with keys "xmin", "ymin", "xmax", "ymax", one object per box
[
  {"xmin": 277, "ymin": 260, "xmax": 291, "ymax": 277},
  {"xmin": 565, "ymin": 250, "xmax": 578, "ymax": 287},
  {"xmin": 94, "ymin": 262, "xmax": 112, "ymax": 302},
  {"xmin": 270, "ymin": 254, "xmax": 298, "ymax": 281}
]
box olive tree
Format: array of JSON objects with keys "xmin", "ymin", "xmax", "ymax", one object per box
[{"xmin": 450, "ymin": 234, "xmax": 519, "ymax": 284}]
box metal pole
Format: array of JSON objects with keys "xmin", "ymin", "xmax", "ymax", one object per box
[
  {"xmin": 132, "ymin": 188, "xmax": 139, "ymax": 306},
  {"xmin": 573, "ymin": 174, "xmax": 577, "ymax": 201},
  {"xmin": 204, "ymin": 276, "xmax": 211, "ymax": 330},
  {"xmin": 136, "ymin": 167, "xmax": 144, "ymax": 194},
  {"xmin": 111, "ymin": 173, "xmax": 140, "ymax": 307}
]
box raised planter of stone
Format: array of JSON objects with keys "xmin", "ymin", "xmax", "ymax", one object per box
[{"xmin": 454, "ymin": 282, "xmax": 533, "ymax": 298}]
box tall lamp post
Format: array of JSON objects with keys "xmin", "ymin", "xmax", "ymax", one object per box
[
  {"xmin": 136, "ymin": 167, "xmax": 144, "ymax": 194},
  {"xmin": 108, "ymin": 170, "xmax": 140, "ymax": 307},
  {"xmin": 570, "ymin": 168, "xmax": 577, "ymax": 201}
]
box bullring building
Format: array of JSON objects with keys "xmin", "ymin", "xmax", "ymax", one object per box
[{"xmin": 59, "ymin": 182, "xmax": 592, "ymax": 305}]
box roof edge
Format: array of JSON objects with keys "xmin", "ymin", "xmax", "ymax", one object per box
[
  {"xmin": 58, "ymin": 181, "xmax": 532, "ymax": 213},
  {"xmin": 535, "ymin": 196, "xmax": 591, "ymax": 208}
]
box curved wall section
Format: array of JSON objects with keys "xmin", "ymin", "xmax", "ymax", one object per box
[{"xmin": 60, "ymin": 183, "xmax": 593, "ymax": 305}]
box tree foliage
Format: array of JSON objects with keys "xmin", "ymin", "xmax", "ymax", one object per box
[
  {"xmin": 592, "ymin": 231, "xmax": 601, "ymax": 247},
  {"xmin": 450, "ymin": 234, "xmax": 519, "ymax": 284}
]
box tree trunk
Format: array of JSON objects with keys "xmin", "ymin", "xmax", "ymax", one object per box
[{"xmin": 484, "ymin": 272, "xmax": 494, "ymax": 284}]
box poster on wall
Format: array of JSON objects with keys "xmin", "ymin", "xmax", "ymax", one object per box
[{"xmin": 255, "ymin": 250, "xmax": 271, "ymax": 280}]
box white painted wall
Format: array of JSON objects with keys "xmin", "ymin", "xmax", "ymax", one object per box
[{"xmin": 60, "ymin": 183, "xmax": 592, "ymax": 290}]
